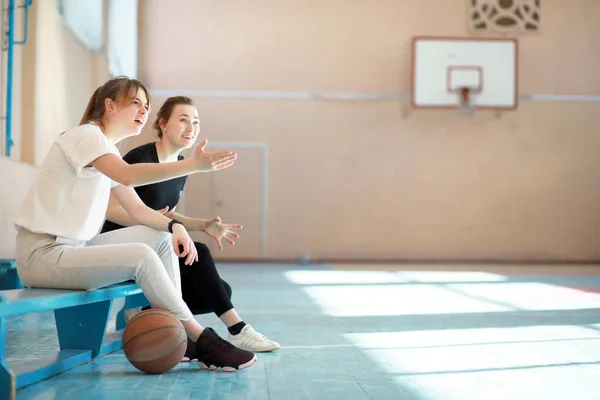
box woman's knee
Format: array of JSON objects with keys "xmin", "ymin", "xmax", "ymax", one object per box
[
  {"xmin": 221, "ymin": 279, "xmax": 233, "ymax": 299},
  {"xmin": 128, "ymin": 243, "xmax": 163, "ymax": 271},
  {"xmin": 194, "ymin": 241, "xmax": 211, "ymax": 254}
]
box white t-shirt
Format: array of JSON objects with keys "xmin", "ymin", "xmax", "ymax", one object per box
[{"xmin": 14, "ymin": 123, "xmax": 121, "ymax": 241}]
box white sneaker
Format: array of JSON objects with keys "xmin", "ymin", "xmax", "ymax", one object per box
[
  {"xmin": 228, "ymin": 325, "xmax": 280, "ymax": 352},
  {"xmin": 124, "ymin": 307, "xmax": 143, "ymax": 324}
]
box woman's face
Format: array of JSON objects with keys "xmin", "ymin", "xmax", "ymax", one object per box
[{"xmin": 161, "ymin": 104, "xmax": 200, "ymax": 149}]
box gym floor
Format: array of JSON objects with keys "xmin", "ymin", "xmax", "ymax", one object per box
[{"xmin": 9, "ymin": 262, "xmax": 600, "ymax": 400}]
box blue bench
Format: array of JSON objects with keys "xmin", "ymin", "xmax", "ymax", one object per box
[
  {"xmin": 0, "ymin": 260, "xmax": 21, "ymax": 290},
  {"xmin": 0, "ymin": 281, "xmax": 149, "ymax": 400}
]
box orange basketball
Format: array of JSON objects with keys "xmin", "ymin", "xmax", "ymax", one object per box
[{"xmin": 122, "ymin": 309, "xmax": 187, "ymax": 374}]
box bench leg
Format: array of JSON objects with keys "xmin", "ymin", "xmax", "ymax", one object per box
[
  {"xmin": 116, "ymin": 293, "xmax": 150, "ymax": 331},
  {"xmin": 0, "ymin": 268, "xmax": 22, "ymax": 290},
  {"xmin": 0, "ymin": 315, "xmax": 16, "ymax": 400},
  {"xmin": 54, "ymin": 300, "xmax": 113, "ymax": 358}
]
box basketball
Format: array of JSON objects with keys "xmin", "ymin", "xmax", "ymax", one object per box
[{"xmin": 122, "ymin": 309, "xmax": 188, "ymax": 374}]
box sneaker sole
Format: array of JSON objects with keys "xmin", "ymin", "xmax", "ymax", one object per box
[
  {"xmin": 233, "ymin": 343, "xmax": 280, "ymax": 353},
  {"xmin": 198, "ymin": 355, "xmax": 258, "ymax": 372}
]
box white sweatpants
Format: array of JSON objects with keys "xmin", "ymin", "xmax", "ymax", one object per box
[{"xmin": 15, "ymin": 225, "xmax": 194, "ymax": 321}]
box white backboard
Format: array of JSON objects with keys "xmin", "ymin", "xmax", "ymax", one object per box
[{"xmin": 411, "ymin": 36, "xmax": 518, "ymax": 109}]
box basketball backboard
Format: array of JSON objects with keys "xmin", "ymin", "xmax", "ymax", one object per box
[{"xmin": 411, "ymin": 36, "xmax": 518, "ymax": 111}]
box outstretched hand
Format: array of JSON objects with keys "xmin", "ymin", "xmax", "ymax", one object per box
[
  {"xmin": 192, "ymin": 139, "xmax": 237, "ymax": 172},
  {"xmin": 203, "ymin": 216, "xmax": 243, "ymax": 251}
]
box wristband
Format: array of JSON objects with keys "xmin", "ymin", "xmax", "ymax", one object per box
[{"xmin": 168, "ymin": 219, "xmax": 184, "ymax": 233}]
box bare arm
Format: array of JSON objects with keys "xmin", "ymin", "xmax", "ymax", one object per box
[
  {"xmin": 106, "ymin": 192, "xmax": 172, "ymax": 228},
  {"xmin": 92, "ymin": 139, "xmax": 237, "ymax": 187},
  {"xmin": 163, "ymin": 192, "xmax": 207, "ymax": 231},
  {"xmin": 111, "ymin": 185, "xmax": 199, "ymax": 265},
  {"xmin": 164, "ymin": 210, "xmax": 209, "ymax": 232},
  {"xmin": 108, "ymin": 187, "xmax": 243, "ymax": 252},
  {"xmin": 105, "ymin": 191, "xmax": 141, "ymax": 227},
  {"xmin": 94, "ymin": 154, "xmax": 200, "ymax": 187},
  {"xmin": 165, "ymin": 209, "xmax": 243, "ymax": 251},
  {"xmin": 110, "ymin": 185, "xmax": 172, "ymax": 231},
  {"xmin": 106, "ymin": 191, "xmax": 208, "ymax": 232}
]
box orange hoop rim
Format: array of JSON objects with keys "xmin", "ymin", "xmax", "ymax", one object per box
[
  {"xmin": 454, "ymin": 86, "xmax": 482, "ymax": 105},
  {"xmin": 460, "ymin": 87, "xmax": 470, "ymax": 104}
]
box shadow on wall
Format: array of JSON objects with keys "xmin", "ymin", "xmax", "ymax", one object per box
[{"xmin": 0, "ymin": 156, "xmax": 38, "ymax": 259}]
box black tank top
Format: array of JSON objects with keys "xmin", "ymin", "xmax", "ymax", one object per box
[{"xmin": 100, "ymin": 142, "xmax": 188, "ymax": 234}]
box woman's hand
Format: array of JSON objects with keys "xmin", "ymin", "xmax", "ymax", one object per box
[
  {"xmin": 171, "ymin": 223, "xmax": 198, "ymax": 265},
  {"xmin": 203, "ymin": 216, "xmax": 243, "ymax": 251},
  {"xmin": 191, "ymin": 138, "xmax": 237, "ymax": 172}
]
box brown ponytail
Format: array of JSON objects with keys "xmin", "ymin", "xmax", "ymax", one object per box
[
  {"xmin": 79, "ymin": 76, "xmax": 151, "ymax": 125},
  {"xmin": 79, "ymin": 87, "xmax": 102, "ymax": 125},
  {"xmin": 152, "ymin": 96, "xmax": 194, "ymax": 138}
]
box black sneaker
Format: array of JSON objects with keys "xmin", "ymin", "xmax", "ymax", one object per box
[
  {"xmin": 195, "ymin": 327, "xmax": 257, "ymax": 372},
  {"xmin": 181, "ymin": 338, "xmax": 198, "ymax": 362}
]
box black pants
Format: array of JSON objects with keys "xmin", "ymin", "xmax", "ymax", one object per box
[{"xmin": 179, "ymin": 241, "xmax": 234, "ymax": 316}]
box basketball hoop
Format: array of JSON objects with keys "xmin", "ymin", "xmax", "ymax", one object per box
[
  {"xmin": 457, "ymin": 87, "xmax": 475, "ymax": 116},
  {"xmin": 411, "ymin": 37, "xmax": 518, "ymax": 112}
]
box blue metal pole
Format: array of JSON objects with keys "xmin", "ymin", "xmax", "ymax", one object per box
[
  {"xmin": 5, "ymin": 0, "xmax": 16, "ymax": 157},
  {"xmin": 14, "ymin": 1, "xmax": 30, "ymax": 45},
  {"xmin": 4, "ymin": 0, "xmax": 32, "ymax": 157}
]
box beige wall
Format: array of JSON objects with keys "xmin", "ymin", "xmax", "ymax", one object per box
[
  {"xmin": 136, "ymin": 0, "xmax": 600, "ymax": 262},
  {"xmin": 18, "ymin": 0, "xmax": 111, "ymax": 165}
]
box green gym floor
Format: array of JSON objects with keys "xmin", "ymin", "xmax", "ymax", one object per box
[{"xmin": 8, "ymin": 262, "xmax": 600, "ymax": 400}]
